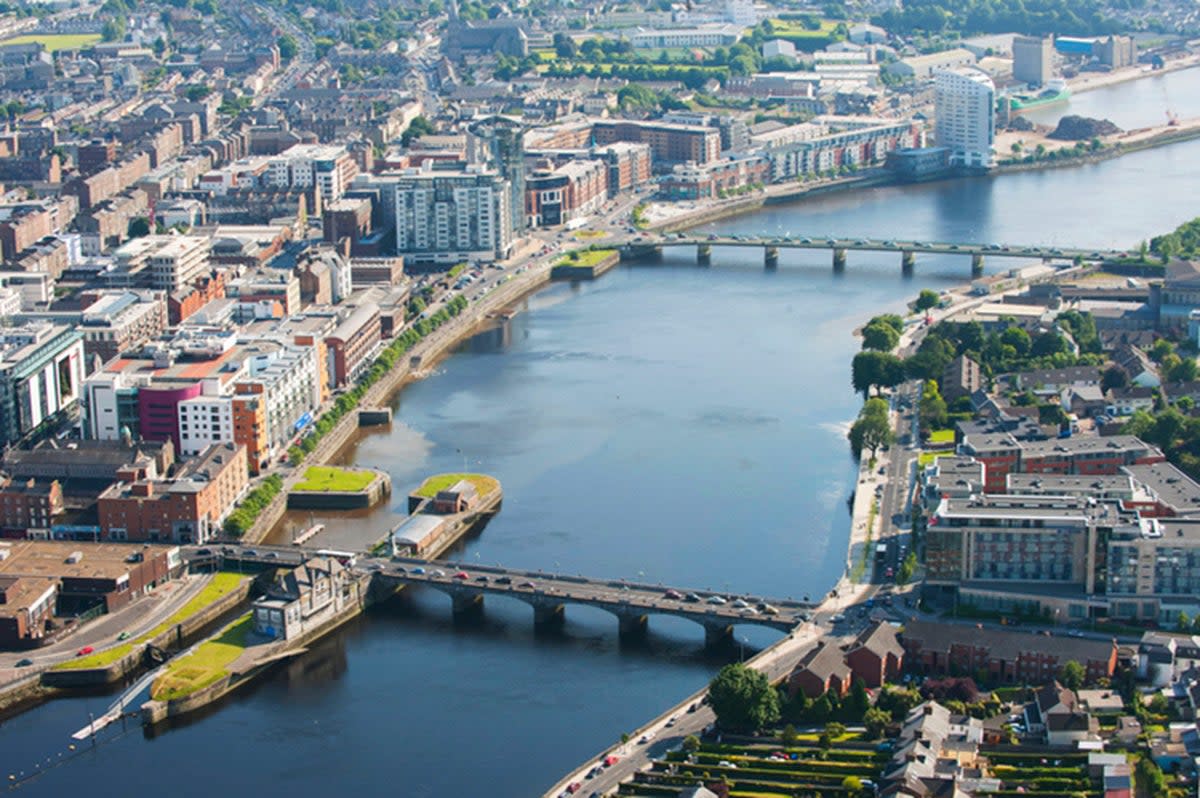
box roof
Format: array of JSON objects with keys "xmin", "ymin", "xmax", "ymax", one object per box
[
  {"xmin": 792, "ymin": 641, "xmax": 851, "ymax": 683},
  {"xmin": 849, "ymin": 621, "xmax": 905, "ymax": 661},
  {"xmin": 902, "ymin": 620, "xmax": 1116, "ymax": 664},
  {"xmin": 1122, "ymin": 462, "xmax": 1200, "ymax": 514},
  {"xmin": 0, "ymin": 540, "xmax": 177, "ymax": 583},
  {"xmin": 392, "ymin": 513, "xmax": 446, "ymax": 547}
]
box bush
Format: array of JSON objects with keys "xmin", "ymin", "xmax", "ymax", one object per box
[{"xmin": 223, "ymin": 474, "xmax": 284, "ymax": 536}]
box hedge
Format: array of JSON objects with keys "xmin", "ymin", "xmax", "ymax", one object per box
[{"xmin": 223, "ymin": 474, "xmax": 284, "ymax": 537}]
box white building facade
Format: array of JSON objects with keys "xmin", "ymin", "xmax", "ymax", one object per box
[{"xmin": 934, "ymin": 68, "xmax": 995, "ymax": 169}]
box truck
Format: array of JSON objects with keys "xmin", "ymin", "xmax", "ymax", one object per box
[{"xmin": 875, "ymin": 542, "xmax": 888, "ymax": 562}]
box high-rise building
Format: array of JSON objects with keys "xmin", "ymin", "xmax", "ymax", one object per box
[
  {"xmin": 934, "ymin": 68, "xmax": 996, "ymax": 169},
  {"xmin": 0, "ymin": 324, "xmax": 85, "ymax": 446},
  {"xmin": 468, "ymin": 117, "xmax": 526, "ymax": 239},
  {"xmin": 1013, "ymin": 35, "xmax": 1053, "ymax": 86},
  {"xmin": 386, "ymin": 164, "xmax": 515, "ymax": 264}
]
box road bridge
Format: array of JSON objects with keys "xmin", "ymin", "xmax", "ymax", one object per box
[
  {"xmin": 363, "ymin": 556, "xmax": 812, "ymax": 647},
  {"xmin": 620, "ymin": 234, "xmax": 1126, "ymax": 276}
]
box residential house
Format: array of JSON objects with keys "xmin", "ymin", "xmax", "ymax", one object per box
[
  {"xmin": 1106, "ymin": 386, "xmax": 1156, "ymax": 417},
  {"xmin": 788, "ymin": 641, "xmax": 852, "ymax": 699},
  {"xmin": 1024, "ymin": 681, "xmax": 1098, "ymax": 746},
  {"xmin": 252, "ymin": 557, "xmax": 357, "ymax": 641},
  {"xmin": 1112, "ymin": 345, "xmax": 1160, "ymax": 389},
  {"xmin": 845, "ymin": 621, "xmax": 904, "ymax": 687}
]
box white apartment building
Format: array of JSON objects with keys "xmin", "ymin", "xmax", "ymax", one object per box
[
  {"xmin": 934, "ymin": 68, "xmax": 996, "ymax": 169},
  {"xmin": 264, "ymin": 144, "xmax": 358, "ymax": 202},
  {"xmin": 388, "ymin": 165, "xmax": 515, "ymax": 264},
  {"xmin": 240, "ymin": 344, "xmax": 322, "ymax": 452},
  {"xmin": 177, "ymin": 392, "xmax": 234, "ymax": 457},
  {"xmin": 148, "ymin": 235, "xmax": 210, "ymax": 292}
]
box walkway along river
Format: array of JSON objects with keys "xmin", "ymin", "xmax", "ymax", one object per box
[{"xmin": 2, "ymin": 137, "xmax": 1200, "ymax": 797}]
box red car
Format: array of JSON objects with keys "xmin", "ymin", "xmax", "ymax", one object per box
[
  {"xmin": 453, "ymin": 571, "xmax": 469, "ymax": 579},
  {"xmin": 76, "ymin": 646, "xmax": 95, "ymax": 657}
]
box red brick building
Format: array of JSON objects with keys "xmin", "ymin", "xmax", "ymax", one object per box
[
  {"xmin": 788, "ymin": 641, "xmax": 852, "ymax": 699},
  {"xmin": 0, "ymin": 478, "xmax": 64, "ymax": 537},
  {"xmin": 326, "ymin": 304, "xmax": 381, "ymax": 386},
  {"xmin": 844, "ymin": 622, "xmax": 905, "ymax": 688}
]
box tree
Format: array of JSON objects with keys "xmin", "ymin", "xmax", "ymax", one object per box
[
  {"xmin": 277, "ymin": 34, "xmax": 298, "ymax": 61},
  {"xmin": 1102, "ymin": 364, "xmax": 1129, "ymax": 393},
  {"xmin": 552, "ymin": 32, "xmax": 577, "ymax": 58},
  {"xmin": 780, "ymin": 723, "xmax": 799, "ymax": 747},
  {"xmin": 101, "ymin": 15, "xmax": 126, "ymax": 41},
  {"xmin": 1060, "ymin": 660, "xmax": 1085, "ymax": 691},
  {"xmin": 864, "ymin": 707, "xmax": 891, "ymax": 739},
  {"xmin": 896, "ymin": 551, "xmax": 917, "ymax": 585},
  {"xmin": 849, "ymin": 397, "xmax": 895, "ymax": 460},
  {"xmin": 1150, "ymin": 338, "xmax": 1175, "ymax": 364},
  {"xmin": 1136, "ymin": 755, "xmax": 1168, "ymax": 798},
  {"xmin": 825, "ymin": 721, "xmax": 847, "ymax": 739},
  {"xmin": 1167, "ymin": 355, "xmax": 1198, "ymax": 383},
  {"xmin": 400, "ymin": 115, "xmax": 435, "ymax": 147},
  {"xmin": 127, "ymin": 217, "xmax": 151, "ymax": 238},
  {"xmin": 914, "ymin": 289, "xmax": 940, "ymax": 312},
  {"xmin": 682, "ymin": 734, "xmax": 700, "ymax": 752},
  {"xmin": 852, "ymin": 351, "xmax": 904, "ymax": 399},
  {"xmin": 708, "ymin": 663, "xmax": 780, "ymax": 733},
  {"xmin": 842, "ymin": 776, "xmax": 864, "ymax": 793},
  {"xmin": 918, "ymin": 380, "xmax": 948, "ymax": 432},
  {"xmin": 846, "ymin": 679, "xmax": 870, "ymax": 720},
  {"xmin": 862, "ymin": 320, "xmax": 900, "ymax": 352}
]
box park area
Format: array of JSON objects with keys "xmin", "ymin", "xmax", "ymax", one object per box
[
  {"xmin": 150, "ymin": 613, "xmax": 254, "ymax": 701},
  {"xmin": 292, "ymin": 466, "xmax": 376, "ymax": 493},
  {"xmin": 412, "ymin": 472, "xmax": 499, "ymax": 498},
  {"xmin": 555, "ymin": 248, "xmax": 617, "ymax": 268},
  {"xmin": 0, "ymin": 33, "xmax": 101, "ymax": 52}
]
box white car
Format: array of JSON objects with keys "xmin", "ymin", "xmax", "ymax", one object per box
[{"xmin": 706, "ymin": 596, "xmax": 727, "ymax": 605}]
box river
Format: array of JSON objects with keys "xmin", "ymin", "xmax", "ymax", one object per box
[
  {"xmin": 3, "ymin": 114, "xmax": 1200, "ymax": 798},
  {"xmin": 1023, "ymin": 65, "xmax": 1200, "ymax": 130}
]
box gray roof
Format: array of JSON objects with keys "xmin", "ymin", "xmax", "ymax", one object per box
[{"xmin": 902, "ymin": 620, "xmax": 1115, "ymax": 664}]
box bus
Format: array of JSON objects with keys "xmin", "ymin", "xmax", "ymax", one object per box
[{"xmin": 315, "ymin": 549, "xmax": 357, "ymax": 568}]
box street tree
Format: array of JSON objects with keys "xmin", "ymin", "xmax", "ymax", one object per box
[
  {"xmin": 277, "ymin": 34, "xmax": 299, "ymax": 61},
  {"xmin": 914, "ymin": 289, "xmax": 940, "ymax": 312},
  {"xmin": 780, "ymin": 724, "xmax": 799, "ymax": 747},
  {"xmin": 849, "ymin": 398, "xmax": 894, "ymax": 460},
  {"xmin": 682, "ymin": 734, "xmax": 700, "ymax": 752},
  {"xmin": 852, "ymin": 351, "xmax": 904, "ymax": 399},
  {"xmin": 708, "ymin": 663, "xmax": 780, "ymax": 733},
  {"xmin": 1060, "ymin": 660, "xmax": 1085, "ymax": 691},
  {"xmin": 862, "ymin": 320, "xmax": 900, "ymax": 352},
  {"xmin": 918, "ymin": 380, "xmax": 948, "ymax": 432}
]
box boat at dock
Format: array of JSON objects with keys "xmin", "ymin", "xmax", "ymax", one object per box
[{"xmin": 1007, "ymin": 79, "xmax": 1071, "ymax": 113}]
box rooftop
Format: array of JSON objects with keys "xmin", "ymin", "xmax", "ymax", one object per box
[{"xmin": 0, "ymin": 540, "xmax": 178, "ymax": 582}]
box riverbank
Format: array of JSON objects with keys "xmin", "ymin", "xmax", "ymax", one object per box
[{"xmin": 1068, "ymin": 56, "xmax": 1200, "ymax": 96}]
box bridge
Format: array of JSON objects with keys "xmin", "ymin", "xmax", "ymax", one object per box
[
  {"xmin": 620, "ymin": 234, "xmax": 1126, "ymax": 276},
  {"xmin": 362, "ymin": 556, "xmax": 812, "ymax": 648}
]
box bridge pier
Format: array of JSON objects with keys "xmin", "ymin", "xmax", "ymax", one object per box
[
  {"xmin": 971, "ymin": 253, "xmax": 985, "ymax": 276},
  {"xmin": 704, "ymin": 622, "xmax": 733, "ymax": 649},
  {"xmin": 901, "ymin": 250, "xmax": 915, "ymax": 276},
  {"xmin": 697, "ymin": 243, "xmax": 711, "ymax": 265},
  {"xmin": 832, "ymin": 248, "xmax": 847, "ymax": 273},
  {"xmin": 533, "ymin": 603, "xmax": 565, "ymax": 628},
  {"xmin": 452, "ymin": 593, "xmax": 483, "ymax": 617},
  {"xmin": 764, "ymin": 246, "xmax": 779, "ymax": 269},
  {"xmin": 617, "ymin": 613, "xmax": 648, "ymax": 640}
]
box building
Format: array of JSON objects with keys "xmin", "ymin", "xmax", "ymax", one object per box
[
  {"xmin": 112, "ymin": 234, "xmax": 211, "ymax": 292},
  {"xmin": 1107, "ymin": 518, "xmax": 1200, "ymax": 622},
  {"xmin": 661, "ymin": 156, "xmax": 769, "ymax": 201},
  {"xmin": 77, "ymin": 290, "xmax": 168, "ymax": 364},
  {"xmin": 942, "ymin": 354, "xmax": 982, "ymax": 402},
  {"xmin": 751, "ymin": 116, "xmax": 922, "ymax": 182},
  {"xmin": 265, "ymin": 144, "xmax": 358, "ymax": 202},
  {"xmin": 958, "ymin": 433, "xmax": 1164, "ymax": 493},
  {"xmin": 593, "ymin": 120, "xmax": 721, "ymax": 170},
  {"xmin": 97, "ymin": 442, "xmax": 249, "ymax": 544},
  {"xmin": 887, "ymin": 48, "xmax": 976, "ymax": 80},
  {"xmin": 629, "ymin": 24, "xmax": 742, "ymax": 49},
  {"xmin": 431, "ymin": 479, "xmax": 478, "ymax": 514},
  {"xmin": 1013, "ymin": 35, "xmax": 1054, "ymax": 86},
  {"xmin": 787, "ymin": 640, "xmax": 852, "ymax": 698},
  {"xmin": 326, "ymin": 304, "xmax": 382, "ymax": 386},
  {"xmin": 844, "ymin": 621, "xmax": 905, "ymax": 688},
  {"xmin": 388, "ymin": 165, "xmax": 516, "ymax": 264},
  {"xmin": 901, "ymin": 619, "xmax": 1119, "ymax": 684},
  {"xmin": 252, "ymin": 557, "xmax": 355, "ymax": 641},
  {"xmin": 0, "ymin": 324, "xmax": 85, "ymax": 447},
  {"xmin": 468, "ymin": 117, "xmax": 526, "ymax": 240},
  {"xmin": 0, "ymin": 477, "xmax": 64, "ymax": 535},
  {"xmin": 934, "ymin": 68, "xmax": 995, "ymax": 169},
  {"xmin": 1025, "ymin": 681, "xmax": 1098, "ymax": 746},
  {"xmin": 525, "ymin": 159, "xmax": 606, "ymax": 227}
]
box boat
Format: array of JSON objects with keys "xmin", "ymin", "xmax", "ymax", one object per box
[{"xmin": 1006, "ymin": 79, "xmax": 1071, "ymax": 113}]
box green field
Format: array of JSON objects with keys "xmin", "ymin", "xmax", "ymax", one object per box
[
  {"xmin": 927, "ymin": 429, "xmax": 955, "ymax": 444},
  {"xmin": 0, "ymin": 33, "xmax": 102, "ymax": 52},
  {"xmin": 56, "ymin": 572, "xmax": 249, "ymax": 670},
  {"xmin": 412, "ymin": 473, "xmax": 499, "ymax": 499},
  {"xmin": 556, "ymin": 248, "xmax": 617, "ymax": 268},
  {"xmin": 150, "ymin": 613, "xmax": 253, "ymax": 701},
  {"xmin": 292, "ymin": 466, "xmax": 376, "ymax": 493},
  {"xmin": 918, "ymin": 451, "xmax": 944, "ymax": 468}
]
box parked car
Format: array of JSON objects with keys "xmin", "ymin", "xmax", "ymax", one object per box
[
  {"xmin": 706, "ymin": 595, "xmax": 727, "ymax": 605},
  {"xmin": 411, "ymin": 567, "xmax": 426, "ymax": 574}
]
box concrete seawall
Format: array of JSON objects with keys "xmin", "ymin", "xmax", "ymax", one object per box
[
  {"xmin": 286, "ymin": 471, "xmax": 391, "ymax": 511},
  {"xmin": 550, "ymin": 251, "xmax": 620, "ymax": 280}
]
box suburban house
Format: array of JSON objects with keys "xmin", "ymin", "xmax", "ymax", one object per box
[
  {"xmin": 880, "ymin": 701, "xmax": 991, "ymax": 798},
  {"xmin": 1024, "ymin": 681, "xmax": 1098, "ymax": 746},
  {"xmin": 788, "ymin": 641, "xmax": 852, "ymax": 699},
  {"xmin": 1112, "ymin": 344, "xmax": 1160, "ymax": 389},
  {"xmin": 845, "ymin": 622, "xmax": 905, "ymax": 687},
  {"xmin": 252, "ymin": 557, "xmax": 357, "ymax": 641}
]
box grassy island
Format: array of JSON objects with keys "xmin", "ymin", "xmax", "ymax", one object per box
[
  {"xmin": 150, "ymin": 613, "xmax": 254, "ymax": 701},
  {"xmin": 292, "ymin": 466, "xmax": 377, "ymax": 493},
  {"xmin": 412, "ymin": 473, "xmax": 500, "ymax": 498}
]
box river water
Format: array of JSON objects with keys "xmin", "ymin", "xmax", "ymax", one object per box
[
  {"xmin": 1022, "ymin": 65, "xmax": 1200, "ymax": 130},
  {"xmin": 3, "ymin": 109, "xmax": 1200, "ymax": 798}
]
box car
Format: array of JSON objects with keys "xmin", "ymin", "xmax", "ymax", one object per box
[
  {"xmin": 264, "ymin": 552, "xmax": 278, "ymax": 559},
  {"xmin": 949, "ymin": 244, "xmax": 959, "ymax": 250},
  {"xmin": 567, "ymin": 783, "xmax": 582, "ymax": 794},
  {"xmin": 453, "ymin": 571, "xmax": 469, "ymax": 579},
  {"xmin": 639, "ymin": 735, "xmax": 650, "ymax": 744},
  {"xmin": 117, "ymin": 631, "xmax": 130, "ymax": 641},
  {"xmin": 731, "ymin": 599, "xmax": 749, "ymax": 608},
  {"xmin": 717, "ymin": 761, "xmax": 738, "ymax": 769},
  {"xmin": 706, "ymin": 595, "xmax": 727, "ymax": 605},
  {"xmin": 762, "ymin": 605, "xmax": 780, "ymax": 616},
  {"xmin": 412, "ymin": 567, "xmax": 426, "ymax": 574},
  {"xmin": 684, "ymin": 593, "xmax": 701, "ymax": 602},
  {"xmin": 666, "ymin": 716, "xmax": 677, "ymax": 727},
  {"xmin": 475, "ymin": 575, "xmax": 489, "ymax": 583},
  {"xmin": 663, "ymin": 589, "xmax": 682, "ymax": 599},
  {"xmin": 394, "ymin": 565, "xmax": 407, "ymax": 573},
  {"xmin": 518, "ymin": 580, "xmax": 536, "ymax": 588},
  {"xmin": 495, "ymin": 576, "xmax": 512, "ymax": 584},
  {"xmin": 194, "ymin": 548, "xmax": 212, "ymax": 556},
  {"xmin": 15, "ymin": 658, "xmax": 32, "ymax": 667},
  {"xmin": 242, "ymin": 549, "xmax": 258, "ymax": 556},
  {"xmin": 830, "ymin": 613, "xmax": 846, "ymax": 623},
  {"xmin": 855, "ymin": 239, "xmax": 866, "ymax": 245},
  {"xmin": 688, "ymin": 702, "xmax": 699, "ymax": 713},
  {"xmin": 76, "ymin": 646, "xmax": 95, "ymax": 657},
  {"xmin": 800, "ymin": 237, "xmax": 812, "ymax": 244},
  {"xmin": 432, "ymin": 569, "xmax": 446, "ymax": 577},
  {"xmin": 740, "ymin": 607, "xmax": 759, "ymax": 615},
  {"xmin": 1067, "ymin": 629, "xmax": 1085, "ymax": 638}
]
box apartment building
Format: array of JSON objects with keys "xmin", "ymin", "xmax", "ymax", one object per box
[
  {"xmin": 959, "ymin": 432, "xmax": 1165, "ymax": 492},
  {"xmin": 386, "ymin": 165, "xmax": 516, "ymax": 264},
  {"xmin": 0, "ymin": 324, "xmax": 85, "ymax": 447},
  {"xmin": 934, "ymin": 68, "xmax": 996, "ymax": 169},
  {"xmin": 326, "ymin": 304, "xmax": 382, "ymax": 386},
  {"xmin": 752, "ymin": 116, "xmax": 922, "ymax": 181},
  {"xmin": 77, "ymin": 290, "xmax": 168, "ymax": 363},
  {"xmin": 525, "ymin": 159, "xmax": 606, "ymax": 227},
  {"xmin": 265, "ymin": 144, "xmax": 358, "ymax": 202}
]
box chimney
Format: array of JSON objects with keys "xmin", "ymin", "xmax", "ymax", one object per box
[{"xmin": 130, "ymin": 482, "xmax": 154, "ymax": 497}]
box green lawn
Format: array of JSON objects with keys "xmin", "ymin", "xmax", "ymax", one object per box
[
  {"xmin": 927, "ymin": 429, "xmax": 955, "ymax": 444},
  {"xmin": 556, "ymin": 248, "xmax": 617, "ymax": 268},
  {"xmin": 765, "ymin": 17, "xmax": 839, "ymax": 36},
  {"xmin": 56, "ymin": 573, "xmax": 248, "ymax": 670},
  {"xmin": 0, "ymin": 33, "xmax": 101, "ymax": 52},
  {"xmin": 573, "ymin": 230, "xmax": 609, "ymax": 240},
  {"xmin": 413, "ymin": 473, "xmax": 500, "ymax": 498},
  {"xmin": 918, "ymin": 451, "xmax": 944, "ymax": 468},
  {"xmin": 292, "ymin": 466, "xmax": 376, "ymax": 493},
  {"xmin": 151, "ymin": 613, "xmax": 254, "ymax": 701}
]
